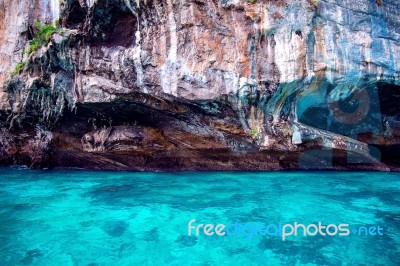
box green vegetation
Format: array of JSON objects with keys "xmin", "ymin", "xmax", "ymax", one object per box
[
  {"xmin": 27, "ymin": 21, "xmax": 59, "ymax": 55},
  {"xmin": 10, "ymin": 61, "xmax": 26, "ymax": 77},
  {"xmin": 251, "ymin": 129, "xmax": 258, "ymax": 136},
  {"xmin": 248, "ymin": 0, "xmax": 256, "ymax": 3},
  {"xmin": 311, "ymin": 0, "xmax": 319, "ymax": 6},
  {"xmin": 10, "ymin": 21, "xmax": 61, "ymax": 78}
]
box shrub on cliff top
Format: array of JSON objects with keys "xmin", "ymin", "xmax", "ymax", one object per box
[
  {"xmin": 11, "ymin": 21, "xmax": 60, "ymax": 78},
  {"xmin": 27, "ymin": 21, "xmax": 59, "ymax": 55}
]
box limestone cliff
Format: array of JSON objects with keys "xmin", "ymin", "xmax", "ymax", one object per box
[{"xmin": 0, "ymin": 0, "xmax": 399, "ymax": 170}]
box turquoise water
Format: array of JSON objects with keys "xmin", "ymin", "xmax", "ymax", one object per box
[{"xmin": 0, "ymin": 169, "xmax": 399, "ymax": 266}]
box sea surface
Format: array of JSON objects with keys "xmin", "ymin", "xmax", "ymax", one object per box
[{"xmin": 0, "ymin": 168, "xmax": 399, "ymax": 266}]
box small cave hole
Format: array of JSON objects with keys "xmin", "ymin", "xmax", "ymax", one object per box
[{"xmin": 295, "ymin": 30, "xmax": 303, "ymax": 38}]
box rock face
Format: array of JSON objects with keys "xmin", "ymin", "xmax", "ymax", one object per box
[
  {"xmin": 0, "ymin": 0, "xmax": 58, "ymax": 108},
  {"xmin": 0, "ymin": 0, "xmax": 399, "ymax": 170}
]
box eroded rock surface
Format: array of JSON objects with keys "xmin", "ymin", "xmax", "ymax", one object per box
[{"xmin": 0, "ymin": 0, "xmax": 399, "ymax": 170}]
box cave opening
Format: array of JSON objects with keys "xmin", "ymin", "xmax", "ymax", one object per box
[
  {"xmin": 63, "ymin": 0, "xmax": 86, "ymax": 29},
  {"xmin": 103, "ymin": 8, "xmax": 137, "ymax": 48}
]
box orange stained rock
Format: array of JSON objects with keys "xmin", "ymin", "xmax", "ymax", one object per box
[{"xmin": 245, "ymin": 4, "xmax": 260, "ymax": 21}]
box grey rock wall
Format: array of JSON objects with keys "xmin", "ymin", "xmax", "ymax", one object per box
[{"xmin": 0, "ymin": 0, "xmax": 399, "ymax": 170}]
